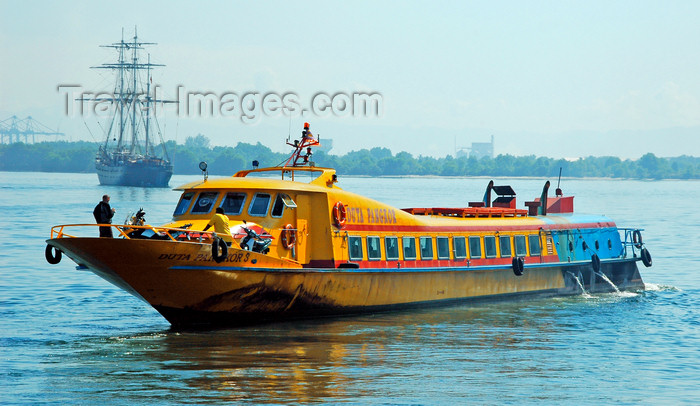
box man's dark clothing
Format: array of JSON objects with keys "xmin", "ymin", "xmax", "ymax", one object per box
[{"xmin": 93, "ymin": 201, "xmax": 114, "ymax": 238}]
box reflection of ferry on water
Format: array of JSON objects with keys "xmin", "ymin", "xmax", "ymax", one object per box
[
  {"xmin": 89, "ymin": 29, "xmax": 174, "ymax": 187},
  {"xmin": 45, "ymin": 123, "xmax": 652, "ymax": 327}
]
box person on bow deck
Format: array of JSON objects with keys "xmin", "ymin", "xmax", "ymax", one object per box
[
  {"xmin": 203, "ymin": 207, "xmax": 233, "ymax": 244},
  {"xmin": 93, "ymin": 194, "xmax": 116, "ymax": 238}
]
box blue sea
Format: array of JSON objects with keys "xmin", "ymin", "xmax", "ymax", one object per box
[{"xmin": 1, "ymin": 171, "xmax": 699, "ymax": 404}]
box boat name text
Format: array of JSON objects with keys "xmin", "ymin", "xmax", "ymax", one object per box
[
  {"xmin": 157, "ymin": 252, "xmax": 251, "ymax": 263},
  {"xmin": 347, "ymin": 207, "xmax": 397, "ymax": 225}
]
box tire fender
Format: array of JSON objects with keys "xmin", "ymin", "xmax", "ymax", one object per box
[
  {"xmin": 45, "ymin": 244, "xmax": 62, "ymax": 265},
  {"xmin": 633, "ymin": 230, "xmax": 643, "ymax": 249},
  {"xmin": 641, "ymin": 248, "xmax": 652, "ymax": 268},
  {"xmin": 212, "ymin": 237, "xmax": 228, "ymax": 263},
  {"xmin": 591, "ymin": 253, "xmax": 601, "ymax": 273},
  {"xmin": 512, "ymin": 257, "xmax": 524, "ymax": 276}
]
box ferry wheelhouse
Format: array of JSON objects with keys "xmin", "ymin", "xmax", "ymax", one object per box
[{"xmin": 45, "ymin": 125, "xmax": 651, "ymax": 327}]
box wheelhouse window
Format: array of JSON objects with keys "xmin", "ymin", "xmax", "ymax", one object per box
[
  {"xmin": 529, "ymin": 235, "xmax": 542, "ymax": 256},
  {"xmin": 348, "ymin": 236, "xmax": 363, "ymax": 261},
  {"xmin": 385, "ymin": 237, "xmax": 399, "ymax": 261},
  {"xmin": 453, "ymin": 236, "xmax": 467, "ymax": 260},
  {"xmin": 436, "ymin": 237, "xmax": 450, "ymax": 260},
  {"xmin": 499, "ymin": 235, "xmax": 512, "ymax": 258},
  {"xmin": 367, "ymin": 236, "xmax": 381, "ymax": 260},
  {"xmin": 220, "ymin": 192, "xmax": 246, "ymax": 215},
  {"xmin": 469, "ymin": 236, "xmax": 481, "ymax": 259},
  {"xmin": 515, "ymin": 235, "xmax": 527, "ymax": 257},
  {"xmin": 173, "ymin": 192, "xmax": 194, "ymax": 216},
  {"xmin": 248, "ymin": 193, "xmax": 271, "ymax": 217},
  {"xmin": 190, "ymin": 192, "xmax": 219, "ymax": 214},
  {"xmin": 484, "ymin": 236, "xmax": 497, "ymax": 258},
  {"xmin": 419, "ymin": 236, "xmax": 434, "ymax": 260},
  {"xmin": 271, "ymin": 193, "xmax": 296, "ymax": 218},
  {"xmin": 403, "ymin": 237, "xmax": 417, "ymax": 260}
]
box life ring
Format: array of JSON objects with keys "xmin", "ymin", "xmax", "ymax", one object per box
[
  {"xmin": 212, "ymin": 237, "xmax": 228, "ymax": 263},
  {"xmin": 45, "ymin": 244, "xmax": 62, "ymax": 264},
  {"xmin": 332, "ymin": 201, "xmax": 347, "ymax": 228},
  {"xmin": 591, "ymin": 253, "xmax": 601, "ymax": 273},
  {"xmin": 633, "ymin": 230, "xmax": 643, "ymax": 249},
  {"xmin": 641, "ymin": 248, "xmax": 652, "ymax": 267},
  {"xmin": 512, "ymin": 257, "xmax": 524, "ymax": 276},
  {"xmin": 281, "ymin": 224, "xmax": 296, "ymax": 249}
]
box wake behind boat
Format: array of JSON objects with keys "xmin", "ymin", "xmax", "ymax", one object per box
[
  {"xmin": 45, "ymin": 123, "xmax": 652, "ymax": 327},
  {"xmin": 89, "ymin": 28, "xmax": 174, "ymax": 187}
]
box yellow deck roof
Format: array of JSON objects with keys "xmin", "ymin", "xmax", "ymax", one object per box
[{"xmin": 175, "ymin": 166, "xmax": 340, "ymax": 192}]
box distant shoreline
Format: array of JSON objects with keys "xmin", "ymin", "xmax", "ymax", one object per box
[
  {"xmin": 1, "ymin": 140, "xmax": 698, "ymax": 180},
  {"xmin": 1, "ymin": 170, "xmax": 698, "ymax": 182}
]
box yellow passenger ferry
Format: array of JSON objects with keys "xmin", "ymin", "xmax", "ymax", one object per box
[{"xmin": 45, "ymin": 124, "xmax": 652, "ymax": 327}]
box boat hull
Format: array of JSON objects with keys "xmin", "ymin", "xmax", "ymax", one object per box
[
  {"xmin": 96, "ymin": 160, "xmax": 173, "ymax": 187},
  {"xmin": 48, "ymin": 238, "xmax": 644, "ymax": 327}
]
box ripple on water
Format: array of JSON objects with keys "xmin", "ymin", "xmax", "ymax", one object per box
[{"xmin": 2, "ymin": 175, "xmax": 700, "ymax": 404}]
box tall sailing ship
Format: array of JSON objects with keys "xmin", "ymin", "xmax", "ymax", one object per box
[{"xmin": 91, "ymin": 29, "xmax": 174, "ymax": 187}]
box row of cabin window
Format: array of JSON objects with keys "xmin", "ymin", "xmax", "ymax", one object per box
[
  {"xmin": 348, "ymin": 234, "xmax": 542, "ymax": 262},
  {"xmin": 173, "ymin": 191, "xmax": 296, "ymax": 217}
]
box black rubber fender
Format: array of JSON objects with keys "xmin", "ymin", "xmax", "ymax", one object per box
[
  {"xmin": 212, "ymin": 237, "xmax": 228, "ymax": 263},
  {"xmin": 591, "ymin": 253, "xmax": 601, "ymax": 273},
  {"xmin": 45, "ymin": 244, "xmax": 62, "ymax": 264},
  {"xmin": 633, "ymin": 230, "xmax": 643, "ymax": 249},
  {"xmin": 641, "ymin": 248, "xmax": 652, "ymax": 267},
  {"xmin": 512, "ymin": 256, "xmax": 524, "ymax": 276}
]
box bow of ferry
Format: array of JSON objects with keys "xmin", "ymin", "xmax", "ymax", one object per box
[{"xmin": 46, "ymin": 126, "xmax": 651, "ymax": 327}]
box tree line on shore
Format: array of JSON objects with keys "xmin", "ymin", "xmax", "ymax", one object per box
[{"xmin": 1, "ymin": 136, "xmax": 698, "ymax": 179}]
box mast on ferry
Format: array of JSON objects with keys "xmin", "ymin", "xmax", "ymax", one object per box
[{"xmin": 283, "ymin": 122, "xmax": 320, "ymax": 167}]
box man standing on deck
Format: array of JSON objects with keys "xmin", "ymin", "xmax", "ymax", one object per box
[{"xmin": 93, "ymin": 194, "xmax": 116, "ymax": 238}]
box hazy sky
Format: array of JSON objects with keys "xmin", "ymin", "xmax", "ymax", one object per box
[{"xmin": 2, "ymin": 1, "xmax": 699, "ymax": 159}]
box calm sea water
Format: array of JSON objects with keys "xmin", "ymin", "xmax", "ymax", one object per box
[{"xmin": 1, "ymin": 171, "xmax": 699, "ymax": 405}]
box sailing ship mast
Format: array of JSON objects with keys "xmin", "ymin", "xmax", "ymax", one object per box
[
  {"xmin": 87, "ymin": 27, "xmax": 176, "ymax": 187},
  {"xmin": 91, "ymin": 27, "xmax": 174, "ymax": 161}
]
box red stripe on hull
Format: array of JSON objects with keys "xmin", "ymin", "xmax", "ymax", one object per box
[
  {"xmin": 342, "ymin": 222, "xmax": 616, "ymax": 233},
  {"xmin": 332, "ymin": 254, "xmax": 560, "ymax": 269}
]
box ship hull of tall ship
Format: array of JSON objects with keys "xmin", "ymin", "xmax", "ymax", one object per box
[
  {"xmin": 96, "ymin": 159, "xmax": 173, "ymax": 187},
  {"xmin": 46, "ymin": 126, "xmax": 651, "ymax": 328}
]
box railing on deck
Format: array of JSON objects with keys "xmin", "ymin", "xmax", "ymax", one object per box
[
  {"xmin": 401, "ymin": 207, "xmax": 528, "ymax": 218},
  {"xmin": 50, "ymin": 224, "xmax": 220, "ymax": 242},
  {"xmin": 619, "ymin": 228, "xmax": 645, "ymax": 258}
]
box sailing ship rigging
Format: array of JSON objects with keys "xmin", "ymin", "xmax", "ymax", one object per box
[{"xmin": 90, "ymin": 28, "xmax": 175, "ymax": 187}]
